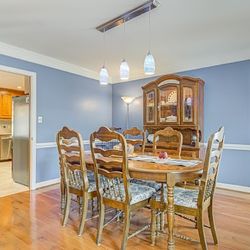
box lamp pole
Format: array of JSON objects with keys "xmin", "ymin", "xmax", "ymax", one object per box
[
  {"xmin": 126, "ymin": 103, "xmax": 129, "ymax": 130},
  {"xmin": 121, "ymin": 96, "xmax": 136, "ymax": 130}
]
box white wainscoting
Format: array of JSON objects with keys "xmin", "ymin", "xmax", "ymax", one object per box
[
  {"xmin": 35, "ymin": 141, "xmax": 250, "ymax": 193},
  {"xmin": 36, "ymin": 141, "xmax": 250, "ymax": 151}
]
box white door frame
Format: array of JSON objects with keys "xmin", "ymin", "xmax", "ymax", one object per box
[{"xmin": 0, "ymin": 65, "xmax": 37, "ymax": 190}]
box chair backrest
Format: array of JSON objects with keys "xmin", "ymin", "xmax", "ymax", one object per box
[
  {"xmin": 198, "ymin": 127, "xmax": 224, "ymax": 208},
  {"xmin": 56, "ymin": 127, "xmax": 89, "ymax": 192},
  {"xmin": 123, "ymin": 127, "xmax": 146, "ymax": 153},
  {"xmin": 153, "ymin": 127, "xmax": 183, "ymax": 158},
  {"xmin": 90, "ymin": 127, "xmax": 131, "ymax": 204}
]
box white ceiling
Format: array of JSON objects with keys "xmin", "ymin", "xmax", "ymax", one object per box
[
  {"xmin": 0, "ymin": 70, "xmax": 25, "ymax": 90},
  {"xmin": 0, "ymin": 0, "xmax": 249, "ymax": 83}
]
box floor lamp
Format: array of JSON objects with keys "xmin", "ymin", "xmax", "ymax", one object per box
[{"xmin": 121, "ymin": 96, "xmax": 136, "ymax": 130}]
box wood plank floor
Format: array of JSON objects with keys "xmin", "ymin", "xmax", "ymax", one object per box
[{"xmin": 0, "ymin": 185, "xmax": 250, "ymax": 250}]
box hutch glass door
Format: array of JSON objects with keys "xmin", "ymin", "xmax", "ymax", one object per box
[
  {"xmin": 158, "ymin": 86, "xmax": 179, "ymax": 123},
  {"xmin": 145, "ymin": 90, "xmax": 155, "ymax": 123},
  {"xmin": 182, "ymin": 86, "xmax": 194, "ymax": 123}
]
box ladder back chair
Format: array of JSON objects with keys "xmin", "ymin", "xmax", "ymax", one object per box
[
  {"xmin": 124, "ymin": 127, "xmax": 161, "ymax": 192},
  {"xmin": 123, "ymin": 127, "xmax": 146, "ymax": 153},
  {"xmin": 56, "ymin": 127, "xmax": 97, "ymax": 236},
  {"xmin": 90, "ymin": 127, "xmax": 155, "ymax": 250},
  {"xmin": 150, "ymin": 127, "xmax": 225, "ymax": 249},
  {"xmin": 153, "ymin": 127, "xmax": 183, "ymax": 158},
  {"xmin": 152, "ymin": 127, "xmax": 184, "ymax": 228}
]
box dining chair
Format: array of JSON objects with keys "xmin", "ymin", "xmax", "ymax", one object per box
[
  {"xmin": 152, "ymin": 127, "xmax": 184, "ymax": 228},
  {"xmin": 56, "ymin": 126, "xmax": 97, "ymax": 236},
  {"xmin": 153, "ymin": 127, "xmax": 183, "ymax": 158},
  {"xmin": 150, "ymin": 127, "xmax": 225, "ymax": 250},
  {"xmin": 90, "ymin": 126, "xmax": 156, "ymax": 250},
  {"xmin": 123, "ymin": 127, "xmax": 161, "ymax": 192},
  {"xmin": 123, "ymin": 127, "xmax": 146, "ymax": 153}
]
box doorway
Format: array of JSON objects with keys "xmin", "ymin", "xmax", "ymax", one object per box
[{"xmin": 0, "ymin": 66, "xmax": 36, "ymax": 197}]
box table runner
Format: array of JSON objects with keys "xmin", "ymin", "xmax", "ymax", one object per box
[{"xmin": 129, "ymin": 155, "xmax": 202, "ymax": 167}]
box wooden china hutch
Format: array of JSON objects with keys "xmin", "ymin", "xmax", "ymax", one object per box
[{"xmin": 142, "ymin": 74, "xmax": 204, "ymax": 158}]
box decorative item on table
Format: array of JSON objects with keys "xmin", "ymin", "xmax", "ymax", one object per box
[
  {"xmin": 158, "ymin": 151, "xmax": 168, "ymax": 159},
  {"xmin": 113, "ymin": 143, "xmax": 134, "ymax": 155}
]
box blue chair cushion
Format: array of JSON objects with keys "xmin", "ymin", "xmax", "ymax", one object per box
[
  {"xmin": 154, "ymin": 186, "xmax": 199, "ymax": 209},
  {"xmin": 102, "ymin": 183, "xmax": 156, "ymax": 205},
  {"xmin": 130, "ymin": 179, "xmax": 162, "ymax": 192}
]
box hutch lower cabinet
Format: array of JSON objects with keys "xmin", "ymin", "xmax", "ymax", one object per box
[{"xmin": 142, "ymin": 74, "xmax": 204, "ymax": 158}]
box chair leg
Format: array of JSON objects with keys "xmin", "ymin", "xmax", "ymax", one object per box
[
  {"xmin": 91, "ymin": 198, "xmax": 94, "ymax": 216},
  {"xmin": 156, "ymin": 210, "xmax": 160, "ymax": 236},
  {"xmin": 197, "ymin": 212, "xmax": 208, "ymax": 250},
  {"xmin": 78, "ymin": 192, "xmax": 88, "ymax": 236},
  {"xmin": 151, "ymin": 208, "xmax": 157, "ymax": 246},
  {"xmin": 121, "ymin": 208, "xmax": 131, "ymax": 250},
  {"xmin": 60, "ymin": 181, "xmax": 66, "ymax": 212},
  {"xmin": 96, "ymin": 202, "xmax": 105, "ymax": 246},
  {"xmin": 62, "ymin": 192, "xmax": 71, "ymax": 226},
  {"xmin": 208, "ymin": 205, "xmax": 218, "ymax": 244},
  {"xmin": 160, "ymin": 212, "xmax": 165, "ymax": 232}
]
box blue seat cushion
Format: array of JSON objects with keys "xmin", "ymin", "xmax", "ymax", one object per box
[
  {"xmin": 130, "ymin": 179, "xmax": 162, "ymax": 192},
  {"xmin": 154, "ymin": 186, "xmax": 199, "ymax": 209},
  {"xmin": 102, "ymin": 183, "xmax": 156, "ymax": 205}
]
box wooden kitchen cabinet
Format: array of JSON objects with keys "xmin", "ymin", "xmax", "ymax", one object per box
[{"xmin": 0, "ymin": 88, "xmax": 25, "ymax": 119}]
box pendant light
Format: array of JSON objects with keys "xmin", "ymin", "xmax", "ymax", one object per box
[
  {"xmin": 120, "ymin": 18, "xmax": 129, "ymax": 81},
  {"xmin": 99, "ymin": 29, "xmax": 109, "ymax": 85},
  {"xmin": 144, "ymin": 5, "xmax": 155, "ymax": 75}
]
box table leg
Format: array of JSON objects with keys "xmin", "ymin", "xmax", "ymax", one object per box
[{"xmin": 167, "ymin": 178, "xmax": 175, "ymax": 249}]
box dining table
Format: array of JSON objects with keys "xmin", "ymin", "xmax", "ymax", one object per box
[{"xmin": 84, "ymin": 153, "xmax": 204, "ymax": 250}]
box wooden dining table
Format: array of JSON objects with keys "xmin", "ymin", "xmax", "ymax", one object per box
[{"xmin": 84, "ymin": 153, "xmax": 203, "ymax": 250}]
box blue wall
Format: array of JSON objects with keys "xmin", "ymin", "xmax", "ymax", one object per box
[
  {"xmin": 0, "ymin": 54, "xmax": 112, "ymax": 182},
  {"xmin": 112, "ymin": 60, "xmax": 250, "ymax": 187},
  {"xmin": 1, "ymin": 53, "xmax": 249, "ymax": 187}
]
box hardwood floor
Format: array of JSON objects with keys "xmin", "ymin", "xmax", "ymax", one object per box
[
  {"xmin": 0, "ymin": 161, "xmax": 28, "ymax": 197},
  {"xmin": 0, "ymin": 185, "xmax": 250, "ymax": 250}
]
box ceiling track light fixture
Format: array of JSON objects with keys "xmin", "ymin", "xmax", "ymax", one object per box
[
  {"xmin": 96, "ymin": 0, "xmax": 160, "ymax": 33},
  {"xmin": 96, "ymin": 0, "xmax": 160, "ymax": 83}
]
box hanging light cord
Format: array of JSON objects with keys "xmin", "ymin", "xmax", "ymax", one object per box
[
  {"xmin": 103, "ymin": 28, "xmax": 106, "ymax": 66},
  {"xmin": 123, "ymin": 17, "xmax": 126, "ymax": 59},
  {"xmin": 148, "ymin": 4, "xmax": 151, "ymax": 52}
]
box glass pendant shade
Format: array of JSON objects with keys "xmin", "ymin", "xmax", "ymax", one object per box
[
  {"xmin": 144, "ymin": 51, "xmax": 155, "ymax": 75},
  {"xmin": 99, "ymin": 66, "xmax": 109, "ymax": 85},
  {"xmin": 120, "ymin": 59, "xmax": 129, "ymax": 81}
]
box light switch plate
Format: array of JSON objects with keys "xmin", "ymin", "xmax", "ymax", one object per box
[{"xmin": 38, "ymin": 116, "xmax": 43, "ymax": 124}]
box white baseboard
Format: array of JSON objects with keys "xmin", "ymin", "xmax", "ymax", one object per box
[
  {"xmin": 217, "ymin": 183, "xmax": 250, "ymax": 193},
  {"xmin": 35, "ymin": 178, "xmax": 60, "ymax": 189}
]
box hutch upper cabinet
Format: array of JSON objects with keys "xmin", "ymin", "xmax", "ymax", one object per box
[{"xmin": 142, "ymin": 74, "xmax": 204, "ymax": 157}]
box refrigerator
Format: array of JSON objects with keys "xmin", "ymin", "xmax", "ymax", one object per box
[{"xmin": 12, "ymin": 95, "xmax": 30, "ymax": 187}]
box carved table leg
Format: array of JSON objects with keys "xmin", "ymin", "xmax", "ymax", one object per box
[{"xmin": 167, "ymin": 175, "xmax": 175, "ymax": 249}]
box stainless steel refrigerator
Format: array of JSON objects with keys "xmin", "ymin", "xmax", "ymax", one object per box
[{"xmin": 12, "ymin": 95, "xmax": 30, "ymax": 187}]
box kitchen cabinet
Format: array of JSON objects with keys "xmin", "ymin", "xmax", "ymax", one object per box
[{"xmin": 0, "ymin": 88, "xmax": 24, "ymax": 119}]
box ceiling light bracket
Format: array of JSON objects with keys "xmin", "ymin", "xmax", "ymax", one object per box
[{"xmin": 96, "ymin": 0, "xmax": 160, "ymax": 32}]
